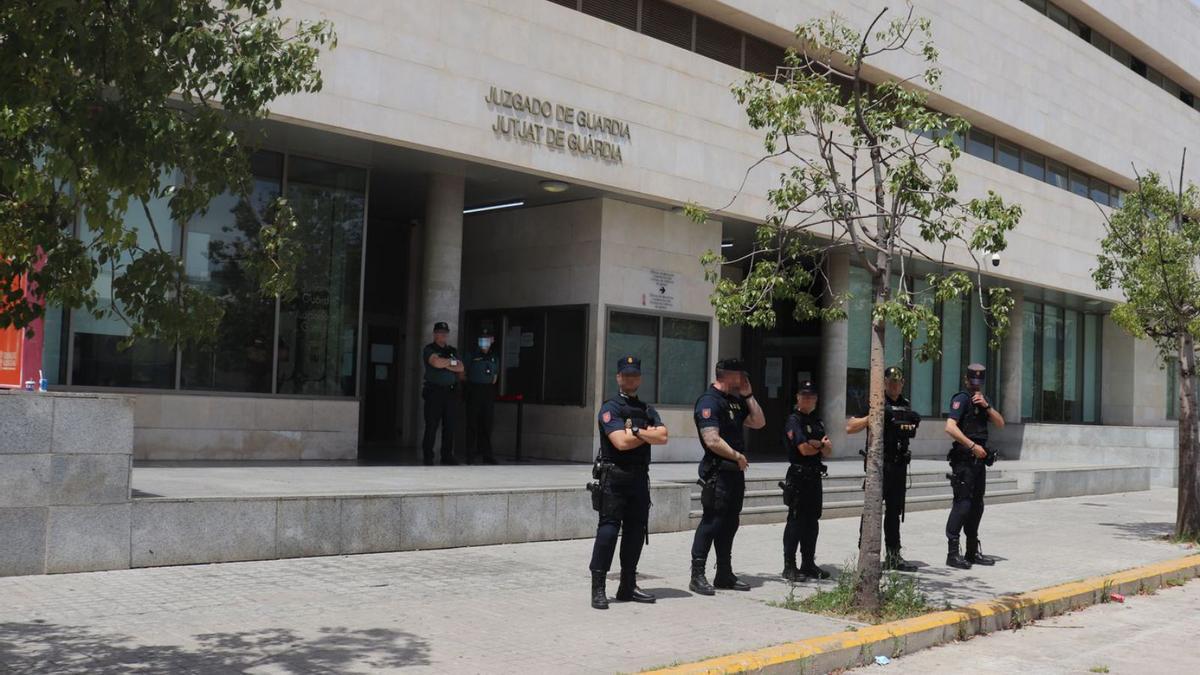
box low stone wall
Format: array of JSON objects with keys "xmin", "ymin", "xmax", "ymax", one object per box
[
  {"xmin": 1014, "ymin": 423, "xmax": 1179, "ymax": 486},
  {"xmin": 0, "ymin": 391, "xmax": 133, "ymax": 576},
  {"xmin": 131, "ymin": 393, "xmax": 358, "ymax": 461}
]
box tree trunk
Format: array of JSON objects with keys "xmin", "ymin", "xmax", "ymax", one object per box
[
  {"xmin": 1178, "ymin": 333, "xmax": 1200, "ymax": 539},
  {"xmin": 853, "ymin": 282, "xmax": 888, "ymax": 610}
]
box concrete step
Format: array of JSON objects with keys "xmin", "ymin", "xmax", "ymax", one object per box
[
  {"xmin": 679, "ymin": 470, "xmax": 956, "ymax": 494},
  {"xmin": 688, "ymin": 477, "xmax": 1021, "ymax": 512},
  {"xmin": 688, "ymin": 487, "xmax": 1038, "ymax": 526}
]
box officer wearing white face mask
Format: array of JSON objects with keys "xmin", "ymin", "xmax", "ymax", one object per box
[{"xmin": 464, "ymin": 328, "xmax": 500, "ymax": 464}]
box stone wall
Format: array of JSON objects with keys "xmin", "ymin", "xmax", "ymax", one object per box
[
  {"xmin": 131, "ymin": 394, "xmax": 359, "ymax": 461},
  {"xmin": 0, "ymin": 391, "xmax": 133, "ymax": 576}
]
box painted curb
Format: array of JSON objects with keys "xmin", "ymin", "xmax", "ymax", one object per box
[{"xmin": 643, "ymin": 553, "xmax": 1200, "ymax": 674}]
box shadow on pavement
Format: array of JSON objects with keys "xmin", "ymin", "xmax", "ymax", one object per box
[
  {"xmin": 0, "ymin": 621, "xmax": 431, "ymax": 674},
  {"xmin": 1097, "ymin": 521, "xmax": 1175, "ymax": 541}
]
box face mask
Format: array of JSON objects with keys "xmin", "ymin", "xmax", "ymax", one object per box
[{"xmin": 478, "ymin": 338, "xmax": 493, "ymax": 349}]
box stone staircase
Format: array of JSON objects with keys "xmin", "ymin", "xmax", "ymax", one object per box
[{"xmin": 681, "ymin": 469, "xmax": 1037, "ymax": 526}]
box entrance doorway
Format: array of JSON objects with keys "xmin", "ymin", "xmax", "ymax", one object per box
[{"xmin": 744, "ymin": 301, "xmax": 824, "ymax": 459}]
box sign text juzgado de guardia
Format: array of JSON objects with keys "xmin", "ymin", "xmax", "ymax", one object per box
[{"xmin": 486, "ymin": 85, "xmax": 630, "ymax": 163}]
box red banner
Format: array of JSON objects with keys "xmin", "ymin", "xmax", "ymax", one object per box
[{"xmin": 0, "ymin": 276, "xmax": 25, "ymax": 387}]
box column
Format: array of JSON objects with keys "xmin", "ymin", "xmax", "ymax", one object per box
[
  {"xmin": 821, "ymin": 250, "xmax": 850, "ymax": 457},
  {"xmin": 1001, "ymin": 289, "xmax": 1023, "ymax": 423}
]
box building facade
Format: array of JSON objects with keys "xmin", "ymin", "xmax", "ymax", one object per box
[{"xmin": 25, "ymin": 0, "xmax": 1200, "ymax": 471}]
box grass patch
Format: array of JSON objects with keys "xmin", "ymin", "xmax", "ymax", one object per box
[
  {"xmin": 769, "ymin": 563, "xmax": 932, "ymax": 624},
  {"xmin": 1089, "ymin": 666, "xmax": 1110, "ymax": 673}
]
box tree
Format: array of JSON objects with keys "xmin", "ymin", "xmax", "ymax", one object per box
[
  {"xmin": 0, "ymin": 0, "xmax": 335, "ymax": 346},
  {"xmin": 689, "ymin": 5, "xmax": 1022, "ymax": 611},
  {"xmin": 1093, "ymin": 155, "xmax": 1200, "ymax": 540}
]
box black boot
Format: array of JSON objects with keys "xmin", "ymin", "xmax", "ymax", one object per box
[
  {"xmin": 966, "ymin": 538, "xmax": 996, "ymax": 566},
  {"xmin": 781, "ymin": 555, "xmax": 802, "ymax": 582},
  {"xmin": 591, "ymin": 570, "xmax": 609, "ymax": 610},
  {"xmin": 885, "ymin": 547, "xmax": 918, "ymax": 572},
  {"xmin": 616, "ymin": 570, "xmax": 656, "ymax": 603},
  {"xmin": 800, "ymin": 560, "xmax": 830, "ymax": 580},
  {"xmin": 689, "ymin": 558, "xmax": 715, "ymax": 596},
  {"xmin": 714, "ymin": 559, "xmax": 751, "ymax": 591},
  {"xmin": 946, "ymin": 538, "xmax": 972, "ymax": 569}
]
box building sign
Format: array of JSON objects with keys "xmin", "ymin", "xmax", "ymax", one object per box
[
  {"xmin": 486, "ymin": 85, "xmax": 631, "ymax": 163},
  {"xmin": 0, "ymin": 275, "xmax": 25, "ymax": 388},
  {"xmin": 641, "ymin": 268, "xmax": 677, "ymax": 311}
]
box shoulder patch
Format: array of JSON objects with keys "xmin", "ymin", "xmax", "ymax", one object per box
[
  {"xmin": 701, "ymin": 408, "xmax": 712, "ymax": 419},
  {"xmin": 951, "ymin": 401, "xmax": 961, "ymax": 410},
  {"xmin": 602, "ymin": 411, "xmax": 612, "ymax": 423}
]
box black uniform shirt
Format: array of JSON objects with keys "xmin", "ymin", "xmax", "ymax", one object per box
[
  {"xmin": 694, "ymin": 384, "xmax": 749, "ymax": 465},
  {"xmin": 597, "ymin": 393, "xmax": 661, "ymax": 467},
  {"xmin": 947, "ymin": 390, "xmax": 990, "ymax": 447},
  {"xmin": 783, "ymin": 408, "xmax": 825, "ymax": 467},
  {"xmin": 883, "ymin": 393, "xmax": 917, "ymax": 456}
]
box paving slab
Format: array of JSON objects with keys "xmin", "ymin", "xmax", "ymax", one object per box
[{"xmin": 0, "ymin": 489, "xmax": 1190, "ymax": 674}]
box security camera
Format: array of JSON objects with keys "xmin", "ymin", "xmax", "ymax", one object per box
[{"xmin": 991, "ymin": 252, "xmax": 1000, "ymax": 268}]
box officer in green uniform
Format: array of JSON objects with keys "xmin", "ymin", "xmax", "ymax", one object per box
[
  {"xmin": 421, "ymin": 321, "xmax": 464, "ymax": 466},
  {"xmin": 464, "ymin": 328, "xmax": 499, "ymax": 465}
]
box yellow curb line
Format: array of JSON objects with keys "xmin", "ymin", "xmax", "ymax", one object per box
[{"xmin": 644, "ymin": 553, "xmax": 1200, "ymax": 674}]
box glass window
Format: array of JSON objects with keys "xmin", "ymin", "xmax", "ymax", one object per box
[
  {"xmin": 1041, "ymin": 305, "xmax": 1063, "ymax": 421},
  {"xmin": 606, "ymin": 310, "xmax": 709, "ymax": 405},
  {"xmin": 1064, "ymin": 309, "xmax": 1079, "ymax": 421},
  {"xmin": 845, "ymin": 267, "xmax": 872, "ymax": 414},
  {"xmin": 71, "ymin": 174, "xmax": 180, "ymax": 389},
  {"xmin": 969, "ymin": 294, "xmax": 989, "ymax": 367},
  {"xmin": 966, "ymin": 129, "xmax": 995, "ymax": 162},
  {"xmin": 909, "ymin": 278, "xmax": 935, "ymax": 417},
  {"xmin": 660, "ymin": 317, "xmax": 709, "ymax": 405},
  {"xmin": 1047, "ymin": 160, "xmax": 1069, "ymax": 190},
  {"xmin": 1090, "ymin": 177, "xmax": 1111, "ymax": 205},
  {"xmin": 1070, "ymin": 170, "xmax": 1090, "ymax": 198},
  {"xmin": 544, "ymin": 307, "xmax": 588, "ymax": 404},
  {"xmin": 180, "ymin": 151, "xmax": 282, "ymax": 393},
  {"xmin": 1047, "ymin": 3, "xmax": 1070, "ymax": 28},
  {"xmin": 1090, "ymin": 31, "xmax": 1111, "ymax": 55},
  {"xmin": 1021, "ymin": 0, "xmax": 1047, "ymax": 12},
  {"xmin": 1067, "ymin": 17, "xmax": 1090, "ymax": 41},
  {"xmin": 1146, "ymin": 66, "xmax": 1164, "ymax": 89},
  {"xmin": 1021, "ymin": 302, "xmax": 1039, "ymax": 420},
  {"xmin": 940, "ymin": 295, "xmax": 964, "ymax": 414},
  {"xmin": 40, "ymin": 306, "xmax": 66, "ymax": 386},
  {"xmin": 1111, "ymin": 186, "xmax": 1124, "ymax": 208},
  {"xmin": 1166, "ymin": 358, "xmax": 1178, "ymax": 420},
  {"xmin": 997, "ymin": 141, "xmax": 1021, "ymax": 172},
  {"xmin": 275, "ymin": 157, "xmax": 367, "ymax": 397},
  {"xmin": 1083, "ymin": 314, "xmax": 1099, "ymax": 422},
  {"xmin": 1110, "ymin": 43, "xmax": 1133, "ymax": 68},
  {"xmin": 1021, "ymin": 150, "xmax": 1046, "ymax": 181}
]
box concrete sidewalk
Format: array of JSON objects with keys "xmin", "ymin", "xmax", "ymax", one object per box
[{"xmin": 0, "ymin": 489, "xmax": 1190, "ymax": 674}]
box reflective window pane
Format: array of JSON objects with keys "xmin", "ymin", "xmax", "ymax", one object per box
[
  {"xmin": 1064, "ymin": 309, "xmax": 1079, "ymax": 421},
  {"xmin": 1047, "ymin": 160, "xmax": 1070, "ymax": 190},
  {"xmin": 543, "ymin": 307, "xmax": 587, "ymax": 404},
  {"xmin": 180, "ymin": 151, "xmax": 283, "ymax": 393},
  {"xmin": 1090, "ymin": 177, "xmax": 1111, "ymax": 206},
  {"xmin": 966, "ymin": 129, "xmax": 995, "ymax": 162},
  {"xmin": 71, "ymin": 175, "xmax": 179, "ymax": 388},
  {"xmin": 997, "ymin": 140, "xmax": 1021, "ymax": 172},
  {"xmin": 1041, "ymin": 305, "xmax": 1063, "ymax": 421},
  {"xmin": 1021, "ymin": 150, "xmax": 1046, "ymax": 181},
  {"xmin": 909, "ymin": 278, "xmax": 934, "ymax": 416},
  {"xmin": 40, "ymin": 306, "xmax": 66, "ymax": 385},
  {"xmin": 606, "ymin": 312, "xmax": 658, "ymax": 402},
  {"xmin": 660, "ymin": 318, "xmax": 709, "ymax": 405},
  {"xmin": 1083, "ymin": 314, "xmax": 1099, "ymax": 422},
  {"xmin": 1047, "ymin": 3, "xmax": 1070, "ymax": 28},
  {"xmin": 1022, "ymin": 302, "xmax": 1039, "ymax": 420},
  {"xmin": 940, "ymin": 295, "xmax": 964, "ymax": 414},
  {"xmin": 275, "ymin": 157, "xmax": 367, "ymax": 397},
  {"xmin": 845, "ymin": 267, "xmax": 872, "ymax": 414},
  {"xmin": 1070, "ymin": 170, "xmax": 1090, "ymax": 198}
]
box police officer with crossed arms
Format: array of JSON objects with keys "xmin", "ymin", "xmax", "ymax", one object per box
[
  {"xmin": 588, "ymin": 355, "xmax": 669, "ymax": 610},
  {"xmin": 780, "ymin": 379, "xmax": 832, "ymax": 581}
]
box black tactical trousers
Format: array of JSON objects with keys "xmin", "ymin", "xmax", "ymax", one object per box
[
  {"xmin": 883, "ymin": 460, "xmax": 908, "ymax": 550},
  {"xmin": 464, "ymin": 382, "xmax": 495, "ymax": 462},
  {"xmin": 783, "ymin": 470, "xmax": 823, "ymax": 565},
  {"xmin": 945, "ymin": 461, "xmax": 987, "ymax": 541},
  {"xmin": 589, "ymin": 466, "xmax": 651, "ymax": 572},
  {"xmin": 691, "ymin": 468, "xmax": 745, "ymax": 563},
  {"xmin": 421, "ymin": 383, "xmax": 456, "ymax": 462}
]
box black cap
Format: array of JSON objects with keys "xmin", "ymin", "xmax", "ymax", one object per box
[
  {"xmin": 715, "ymin": 358, "xmax": 748, "ymax": 375},
  {"xmin": 479, "ymin": 327, "xmax": 492, "ymax": 337},
  {"xmin": 433, "ymin": 321, "xmax": 450, "ymax": 333},
  {"xmin": 617, "ymin": 355, "xmax": 641, "ymax": 375},
  {"xmin": 966, "ymin": 363, "xmax": 986, "ymax": 385},
  {"xmin": 884, "ymin": 366, "xmax": 904, "ymax": 382},
  {"xmin": 797, "ymin": 379, "xmax": 818, "ymax": 395}
]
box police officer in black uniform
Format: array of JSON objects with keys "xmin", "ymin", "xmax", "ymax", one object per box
[
  {"xmin": 780, "ymin": 380, "xmax": 832, "ymax": 581},
  {"xmin": 689, "ymin": 358, "xmax": 766, "ymax": 596},
  {"xmin": 944, "ymin": 363, "xmax": 1005, "ymax": 569},
  {"xmin": 421, "ymin": 321, "xmax": 464, "ymax": 466},
  {"xmin": 846, "ymin": 366, "xmax": 921, "ymax": 572},
  {"xmin": 588, "ymin": 355, "xmax": 669, "ymax": 610},
  {"xmin": 464, "ymin": 328, "xmax": 499, "ymax": 465}
]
